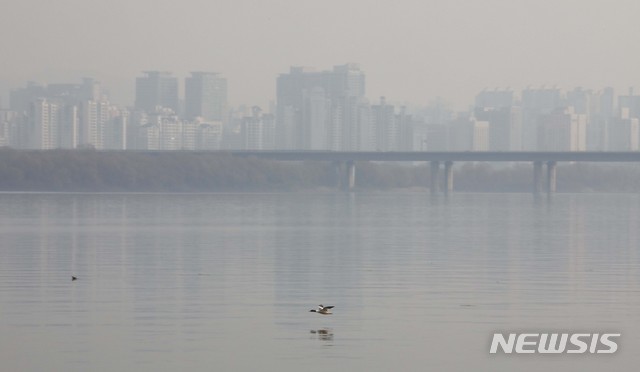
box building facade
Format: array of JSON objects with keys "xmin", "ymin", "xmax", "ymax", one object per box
[
  {"xmin": 135, "ymin": 71, "xmax": 179, "ymax": 113},
  {"xmin": 276, "ymin": 64, "xmax": 365, "ymax": 150},
  {"xmin": 185, "ymin": 72, "xmax": 228, "ymax": 123}
]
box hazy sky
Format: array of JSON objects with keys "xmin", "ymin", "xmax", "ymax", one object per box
[{"xmin": 2, "ymin": 0, "xmax": 640, "ymax": 109}]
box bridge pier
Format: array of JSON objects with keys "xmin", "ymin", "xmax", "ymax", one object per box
[
  {"xmin": 444, "ymin": 161, "xmax": 454, "ymax": 194},
  {"xmin": 546, "ymin": 161, "xmax": 557, "ymax": 193},
  {"xmin": 332, "ymin": 160, "xmax": 356, "ymax": 191},
  {"xmin": 345, "ymin": 160, "xmax": 356, "ymax": 191},
  {"xmin": 430, "ymin": 161, "xmax": 440, "ymax": 193},
  {"xmin": 532, "ymin": 161, "xmax": 557, "ymax": 194},
  {"xmin": 533, "ymin": 161, "xmax": 543, "ymax": 194}
]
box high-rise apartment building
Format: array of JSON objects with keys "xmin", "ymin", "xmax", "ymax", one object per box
[
  {"xmin": 472, "ymin": 120, "xmax": 490, "ymax": 151},
  {"xmin": 371, "ymin": 96, "xmax": 397, "ymax": 151},
  {"xmin": 395, "ymin": 107, "xmax": 415, "ymax": 151},
  {"xmin": 197, "ymin": 122, "xmax": 223, "ymax": 150},
  {"xmin": 474, "ymin": 106, "xmax": 522, "ymax": 151},
  {"xmin": 474, "ymin": 89, "xmax": 521, "ymax": 151},
  {"xmin": 241, "ymin": 106, "xmax": 275, "ymax": 150},
  {"xmin": 522, "ymin": 87, "xmax": 563, "ymax": 150},
  {"xmin": 537, "ymin": 107, "xmax": 587, "ymax": 151},
  {"xmin": 80, "ymin": 99, "xmax": 126, "ymax": 150},
  {"xmin": 276, "ymin": 64, "xmax": 365, "ymax": 150},
  {"xmin": 104, "ymin": 110, "xmax": 128, "ymax": 150},
  {"xmin": 185, "ymin": 72, "xmax": 228, "ymax": 123},
  {"xmin": 135, "ymin": 71, "xmax": 179, "ymax": 113},
  {"xmin": 10, "ymin": 82, "xmax": 47, "ymax": 114},
  {"xmin": 81, "ymin": 100, "xmax": 106, "ymax": 149},
  {"xmin": 609, "ymin": 118, "xmax": 639, "ymax": 151},
  {"xmin": 618, "ymin": 88, "xmax": 640, "ymax": 119},
  {"xmin": 29, "ymin": 98, "xmax": 59, "ymax": 149},
  {"xmin": 58, "ymin": 105, "xmax": 79, "ymax": 149}
]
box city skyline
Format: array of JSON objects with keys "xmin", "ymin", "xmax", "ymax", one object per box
[
  {"xmin": 2, "ymin": 67, "xmax": 636, "ymax": 113},
  {"xmin": 2, "ymin": 0, "xmax": 640, "ymax": 110},
  {"xmin": 3, "ymin": 66, "xmax": 640, "ymax": 154}
]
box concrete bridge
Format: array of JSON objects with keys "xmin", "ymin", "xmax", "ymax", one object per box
[{"xmin": 223, "ymin": 150, "xmax": 640, "ymax": 194}]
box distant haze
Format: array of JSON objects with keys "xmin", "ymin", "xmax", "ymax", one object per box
[{"xmin": 2, "ymin": 0, "xmax": 640, "ymax": 109}]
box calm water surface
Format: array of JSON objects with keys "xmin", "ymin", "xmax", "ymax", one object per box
[{"xmin": 1, "ymin": 192, "xmax": 639, "ymax": 371}]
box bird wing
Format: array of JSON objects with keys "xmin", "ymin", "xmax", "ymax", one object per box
[{"xmin": 323, "ymin": 306, "xmax": 334, "ymax": 310}]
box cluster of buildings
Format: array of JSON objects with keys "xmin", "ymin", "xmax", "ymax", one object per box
[
  {"xmin": 0, "ymin": 72, "xmax": 229, "ymax": 150},
  {"xmin": 275, "ymin": 64, "xmax": 413, "ymax": 151},
  {"xmin": 1, "ymin": 64, "xmax": 639, "ymax": 152},
  {"xmin": 432, "ymin": 86, "xmax": 638, "ymax": 152}
]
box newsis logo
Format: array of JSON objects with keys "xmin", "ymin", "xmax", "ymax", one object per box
[{"xmin": 490, "ymin": 333, "xmax": 621, "ymax": 354}]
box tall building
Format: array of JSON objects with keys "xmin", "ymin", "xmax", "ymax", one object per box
[
  {"xmin": 475, "ymin": 89, "xmax": 514, "ymax": 109},
  {"xmin": 618, "ymin": 88, "xmax": 640, "ymax": 119},
  {"xmin": 474, "ymin": 106, "xmax": 522, "ymax": 151},
  {"xmin": 474, "ymin": 88, "xmax": 522, "ymax": 151},
  {"xmin": 371, "ymin": 97, "xmax": 397, "ymax": 151},
  {"xmin": 593, "ymin": 88, "xmax": 616, "ymax": 150},
  {"xmin": 197, "ymin": 122, "xmax": 223, "ymax": 150},
  {"xmin": 135, "ymin": 71, "xmax": 179, "ymax": 113},
  {"xmin": 242, "ymin": 107, "xmax": 265, "ymax": 150},
  {"xmin": 7, "ymin": 79, "xmax": 114, "ymax": 149},
  {"xmin": 396, "ymin": 107, "xmax": 415, "ymax": 151},
  {"xmin": 103, "ymin": 109, "xmax": 129, "ymax": 150},
  {"xmin": 522, "ymin": 87, "xmax": 563, "ymax": 150},
  {"xmin": 79, "ymin": 100, "xmax": 128, "ymax": 150},
  {"xmin": 241, "ymin": 106, "xmax": 276, "ymax": 150},
  {"xmin": 306, "ymin": 86, "xmax": 330, "ymax": 149},
  {"xmin": 447, "ymin": 115, "xmax": 489, "ymax": 151},
  {"xmin": 424, "ymin": 123, "xmax": 448, "ymax": 151},
  {"xmin": 276, "ymin": 64, "xmax": 365, "ymax": 150},
  {"xmin": 598, "ymin": 87, "xmax": 615, "ymax": 120},
  {"xmin": 29, "ymin": 98, "xmax": 59, "ymax": 149},
  {"xmin": 185, "ymin": 72, "xmax": 227, "ymax": 123},
  {"xmin": 0, "ymin": 110, "xmax": 18, "ymax": 147},
  {"xmin": 10, "ymin": 82, "xmax": 46, "ymax": 113},
  {"xmin": 81, "ymin": 100, "xmax": 108, "ymax": 149},
  {"xmin": 609, "ymin": 118, "xmax": 639, "ymax": 151},
  {"xmin": 81, "ymin": 78, "xmax": 102, "ymax": 101},
  {"xmin": 410, "ymin": 118, "xmax": 429, "ymax": 151},
  {"xmin": 340, "ymin": 97, "xmax": 372, "ymax": 151},
  {"xmin": 537, "ymin": 107, "xmax": 587, "ymax": 151},
  {"xmin": 58, "ymin": 104, "xmax": 79, "ymax": 149},
  {"xmin": 142, "ymin": 108, "xmax": 183, "ymax": 150},
  {"xmin": 472, "ymin": 120, "xmax": 490, "ymax": 151}
]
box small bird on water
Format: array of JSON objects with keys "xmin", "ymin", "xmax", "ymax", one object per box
[
  {"xmin": 71, "ymin": 276, "xmax": 78, "ymax": 281},
  {"xmin": 309, "ymin": 305, "xmax": 334, "ymax": 315}
]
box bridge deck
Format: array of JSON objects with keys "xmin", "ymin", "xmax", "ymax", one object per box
[{"xmin": 223, "ymin": 151, "xmax": 640, "ymax": 162}]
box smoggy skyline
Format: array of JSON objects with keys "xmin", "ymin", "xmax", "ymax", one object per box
[{"xmin": 2, "ymin": 0, "xmax": 640, "ymax": 109}]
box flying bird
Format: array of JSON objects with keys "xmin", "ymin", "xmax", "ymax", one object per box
[
  {"xmin": 71, "ymin": 276, "xmax": 77, "ymax": 281},
  {"xmin": 309, "ymin": 305, "xmax": 334, "ymax": 315}
]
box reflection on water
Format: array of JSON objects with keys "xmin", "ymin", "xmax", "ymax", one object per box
[
  {"xmin": 310, "ymin": 328, "xmax": 334, "ymax": 342},
  {"xmin": 1, "ymin": 192, "xmax": 640, "ymax": 371}
]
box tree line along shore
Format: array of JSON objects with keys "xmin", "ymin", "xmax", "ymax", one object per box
[{"xmin": 0, "ymin": 148, "xmax": 639, "ymax": 193}]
